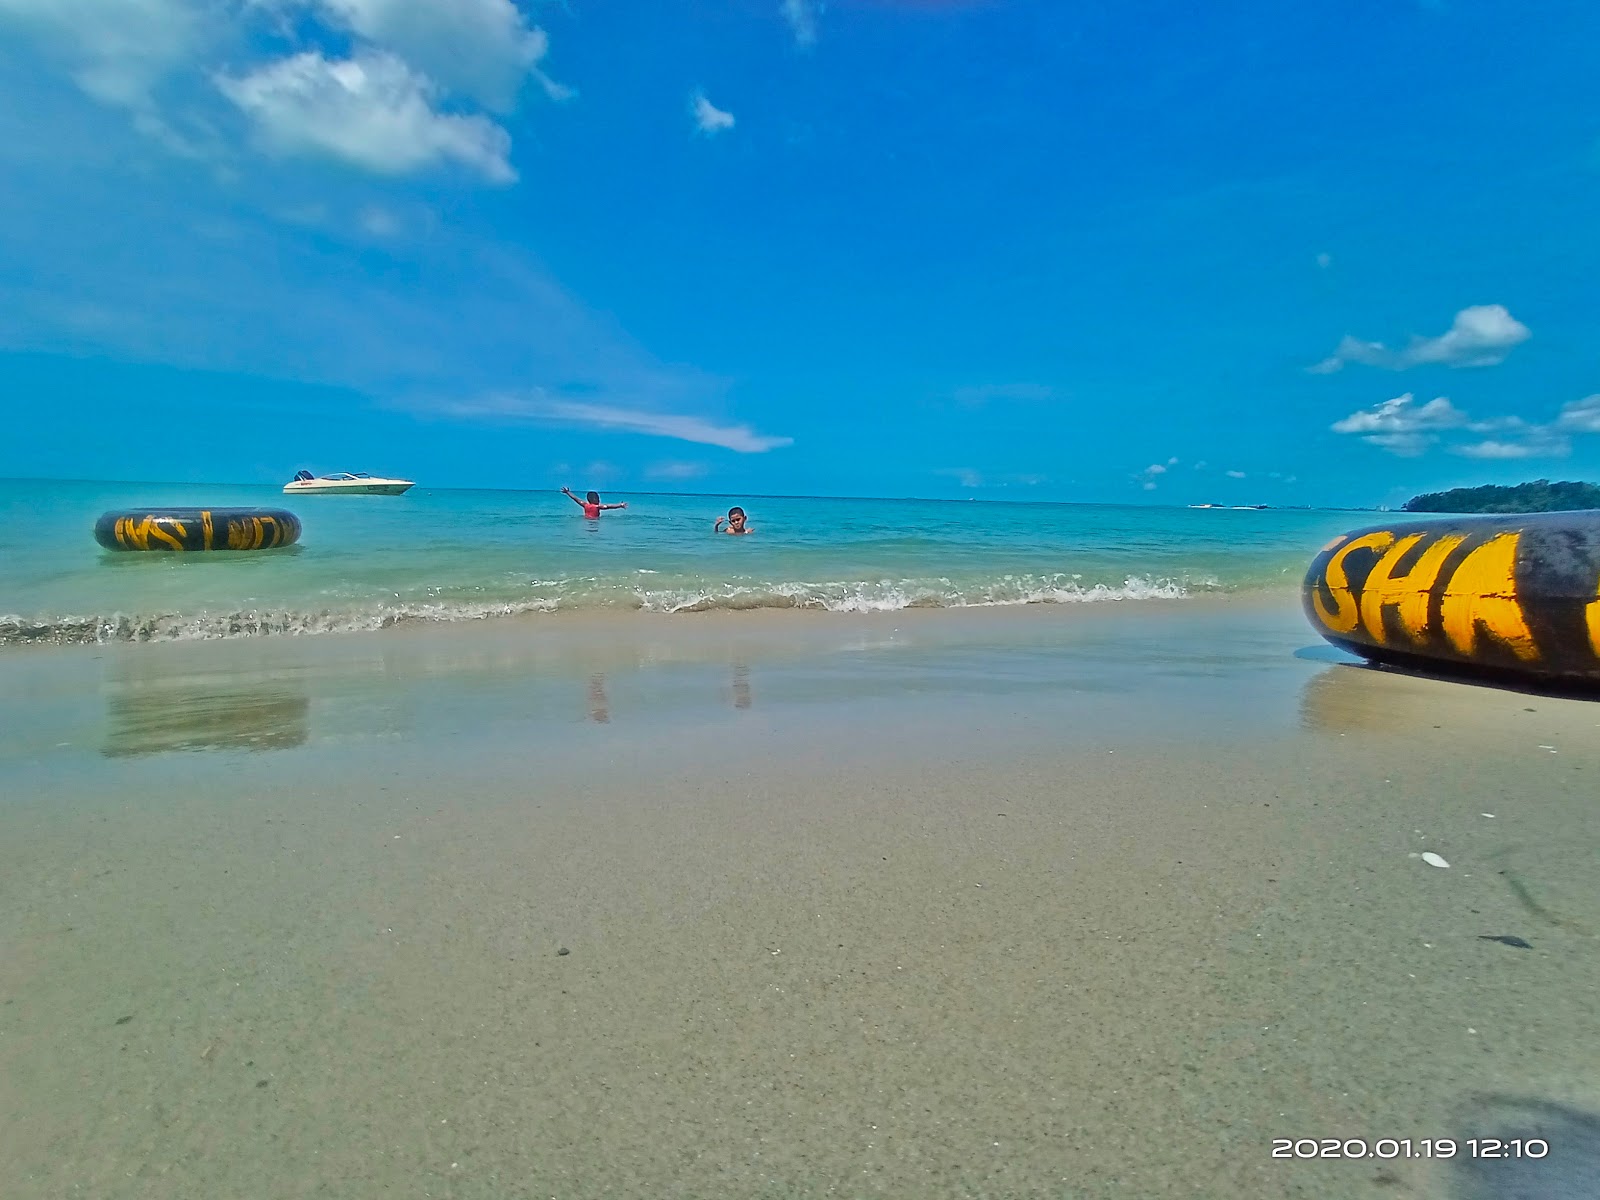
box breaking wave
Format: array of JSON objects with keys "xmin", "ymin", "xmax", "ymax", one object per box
[{"xmin": 1, "ymin": 573, "xmax": 1221, "ymax": 646}]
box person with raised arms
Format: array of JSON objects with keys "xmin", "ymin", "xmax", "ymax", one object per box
[{"xmin": 562, "ymin": 487, "xmax": 628, "ymax": 518}]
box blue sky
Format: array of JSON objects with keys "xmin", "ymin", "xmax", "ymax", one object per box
[{"xmin": 1, "ymin": 0, "xmax": 1597, "ymax": 507}]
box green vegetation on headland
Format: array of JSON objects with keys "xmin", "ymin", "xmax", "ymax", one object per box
[{"xmin": 1402, "ymin": 479, "xmax": 1600, "ymax": 514}]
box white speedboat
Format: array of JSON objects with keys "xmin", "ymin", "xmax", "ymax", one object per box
[{"xmin": 283, "ymin": 470, "xmax": 415, "ymax": 496}]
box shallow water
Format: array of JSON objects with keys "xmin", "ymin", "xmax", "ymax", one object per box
[
  {"xmin": 0, "ymin": 479, "xmax": 1362, "ymax": 642},
  {"xmin": 2, "ymin": 601, "xmax": 1598, "ymax": 1200}
]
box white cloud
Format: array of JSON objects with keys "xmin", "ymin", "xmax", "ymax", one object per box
[
  {"xmin": 1315, "ymin": 252, "xmax": 1332, "ymax": 269},
  {"xmin": 1225, "ymin": 470, "xmax": 1246, "ymax": 479},
  {"xmin": 218, "ymin": 51, "xmax": 515, "ymax": 182},
  {"xmin": 0, "ymin": 0, "xmax": 218, "ymax": 153},
  {"xmin": 780, "ymin": 0, "xmax": 819, "ymax": 48},
  {"xmin": 691, "ymin": 90, "xmax": 735, "ymax": 136},
  {"xmin": 1556, "ymin": 394, "xmax": 1600, "ymax": 434},
  {"xmin": 1333, "ymin": 391, "xmax": 1598, "ymax": 459},
  {"xmin": 0, "ymin": 0, "xmax": 200, "ymax": 108},
  {"xmin": 1135, "ymin": 460, "xmax": 1174, "ymax": 488},
  {"xmin": 2, "ymin": 0, "xmax": 565, "ymax": 179},
  {"xmin": 1331, "ymin": 393, "xmax": 1474, "ymax": 456},
  {"xmin": 1453, "ymin": 438, "xmax": 1568, "ymax": 460},
  {"xmin": 1309, "ymin": 305, "xmax": 1531, "ymax": 373},
  {"xmin": 1331, "ymin": 393, "xmax": 1468, "ymax": 436},
  {"xmin": 645, "ymin": 460, "xmax": 709, "ymax": 481},
  {"xmin": 443, "ymin": 394, "xmax": 792, "ymax": 453},
  {"xmin": 291, "ymin": 0, "xmax": 569, "ymax": 111}
]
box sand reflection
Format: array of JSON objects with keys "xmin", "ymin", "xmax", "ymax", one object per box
[{"xmin": 102, "ymin": 676, "xmax": 310, "ymax": 756}]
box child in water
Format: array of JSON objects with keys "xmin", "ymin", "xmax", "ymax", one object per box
[
  {"xmin": 714, "ymin": 506, "xmax": 752, "ymax": 535},
  {"xmin": 562, "ymin": 487, "xmax": 628, "ymax": 518}
]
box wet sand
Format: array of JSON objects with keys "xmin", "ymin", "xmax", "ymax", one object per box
[{"xmin": 1, "ymin": 600, "xmax": 1598, "ymax": 1198}]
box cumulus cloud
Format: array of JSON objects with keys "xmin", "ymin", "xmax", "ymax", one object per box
[
  {"xmin": 1, "ymin": 0, "xmax": 567, "ymax": 181},
  {"xmin": 1225, "ymin": 470, "xmax": 1246, "ymax": 479},
  {"xmin": 1309, "ymin": 305, "xmax": 1531, "ymax": 373},
  {"xmin": 1136, "ymin": 459, "xmax": 1176, "ymax": 489},
  {"xmin": 290, "ymin": 0, "xmax": 569, "ymax": 110},
  {"xmin": 691, "ymin": 90, "xmax": 735, "ymax": 136},
  {"xmin": 444, "ymin": 394, "xmax": 792, "ymax": 453},
  {"xmin": 1330, "ymin": 393, "xmax": 1470, "ymax": 456},
  {"xmin": 1333, "ymin": 392, "xmax": 1596, "ymax": 459},
  {"xmin": 218, "ymin": 51, "xmax": 515, "ymax": 182},
  {"xmin": 1331, "ymin": 393, "xmax": 1468, "ymax": 436},
  {"xmin": 780, "ymin": 0, "xmax": 820, "ymax": 47}
]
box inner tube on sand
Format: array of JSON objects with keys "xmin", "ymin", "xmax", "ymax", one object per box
[
  {"xmin": 94, "ymin": 507, "xmax": 302, "ymax": 552},
  {"xmin": 1303, "ymin": 510, "xmax": 1600, "ymax": 684}
]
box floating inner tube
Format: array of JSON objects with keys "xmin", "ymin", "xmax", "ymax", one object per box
[
  {"xmin": 1303, "ymin": 510, "xmax": 1600, "ymax": 683},
  {"xmin": 94, "ymin": 507, "xmax": 301, "ymax": 552}
]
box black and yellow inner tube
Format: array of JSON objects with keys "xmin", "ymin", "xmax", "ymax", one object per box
[
  {"xmin": 1303, "ymin": 510, "xmax": 1600, "ymax": 683},
  {"xmin": 94, "ymin": 508, "xmax": 302, "ymax": 552}
]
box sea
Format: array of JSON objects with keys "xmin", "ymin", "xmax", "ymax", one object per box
[{"xmin": 0, "ymin": 479, "xmax": 1367, "ymax": 646}]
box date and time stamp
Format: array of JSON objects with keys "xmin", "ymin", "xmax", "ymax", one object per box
[{"xmin": 1271, "ymin": 1137, "xmax": 1550, "ymax": 1160}]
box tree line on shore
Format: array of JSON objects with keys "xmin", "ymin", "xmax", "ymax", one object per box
[{"xmin": 1403, "ymin": 479, "xmax": 1600, "ymax": 513}]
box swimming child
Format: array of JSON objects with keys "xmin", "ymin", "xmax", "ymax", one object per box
[
  {"xmin": 562, "ymin": 487, "xmax": 628, "ymax": 518},
  {"xmin": 714, "ymin": 506, "xmax": 752, "ymax": 535}
]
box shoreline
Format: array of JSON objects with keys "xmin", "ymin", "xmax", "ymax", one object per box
[{"xmin": 0, "ymin": 582, "xmax": 1295, "ymax": 653}]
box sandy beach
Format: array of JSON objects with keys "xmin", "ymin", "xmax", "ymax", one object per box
[{"xmin": 2, "ymin": 599, "xmax": 1598, "ymax": 1199}]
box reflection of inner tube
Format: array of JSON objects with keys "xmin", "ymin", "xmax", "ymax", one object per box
[
  {"xmin": 1303, "ymin": 510, "xmax": 1600, "ymax": 683},
  {"xmin": 94, "ymin": 508, "xmax": 301, "ymax": 552},
  {"xmin": 103, "ymin": 686, "xmax": 310, "ymax": 756}
]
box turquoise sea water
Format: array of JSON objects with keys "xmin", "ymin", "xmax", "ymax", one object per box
[{"xmin": 0, "ymin": 479, "xmax": 1365, "ymax": 644}]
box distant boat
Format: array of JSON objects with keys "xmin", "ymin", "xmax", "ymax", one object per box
[{"xmin": 283, "ymin": 470, "xmax": 415, "ymax": 496}]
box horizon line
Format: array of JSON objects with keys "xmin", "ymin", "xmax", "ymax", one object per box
[{"xmin": 0, "ymin": 476, "xmax": 1381, "ymax": 511}]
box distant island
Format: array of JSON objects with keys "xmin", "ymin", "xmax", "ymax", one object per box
[{"xmin": 1402, "ymin": 479, "xmax": 1600, "ymax": 514}]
